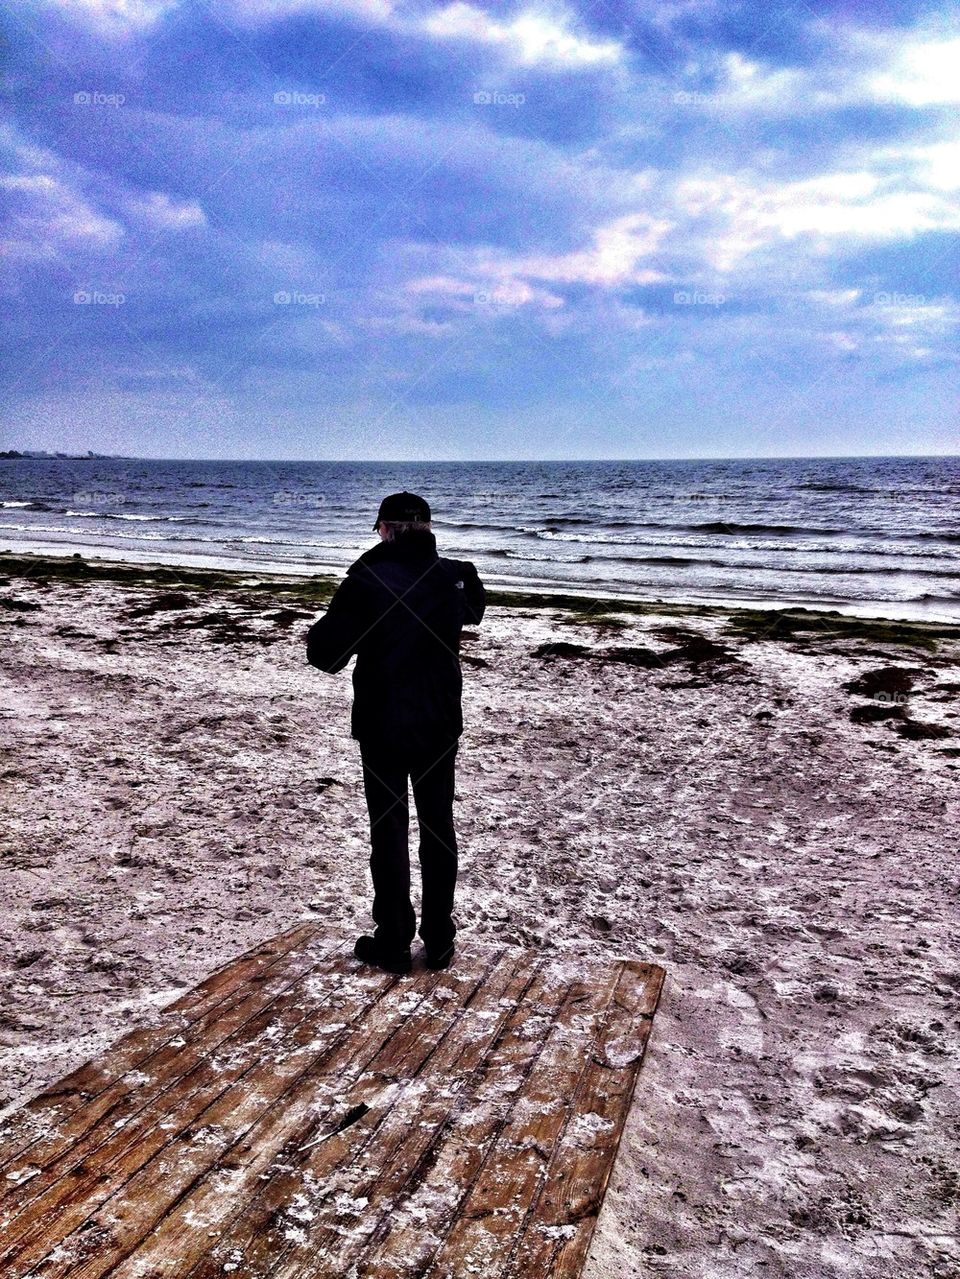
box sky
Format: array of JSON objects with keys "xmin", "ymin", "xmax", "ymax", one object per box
[{"xmin": 1, "ymin": 0, "xmax": 958, "ymax": 460}]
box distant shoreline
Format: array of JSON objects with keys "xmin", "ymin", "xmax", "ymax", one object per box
[
  {"xmin": 2, "ymin": 453, "xmax": 958, "ymax": 463},
  {"xmin": 0, "ymin": 451, "xmax": 131, "ymax": 460}
]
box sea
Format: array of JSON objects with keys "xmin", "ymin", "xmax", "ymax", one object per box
[{"xmin": 1, "ymin": 456, "xmax": 959, "ymax": 622}]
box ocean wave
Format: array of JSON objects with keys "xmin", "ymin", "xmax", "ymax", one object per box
[
  {"xmin": 691, "ymin": 521, "xmax": 844, "ymax": 536},
  {"xmin": 228, "ymin": 535, "xmax": 363, "ymax": 550},
  {"xmin": 434, "ymin": 519, "xmax": 520, "ymax": 533},
  {"xmin": 62, "ymin": 510, "xmax": 195, "ymax": 523},
  {"xmin": 795, "ymin": 482, "xmax": 874, "ymax": 493},
  {"xmin": 0, "ymin": 521, "xmax": 211, "ymax": 544},
  {"xmin": 578, "ymin": 554, "xmax": 704, "ymax": 568},
  {"xmin": 912, "ymin": 531, "xmax": 960, "ymax": 545},
  {"xmin": 524, "ymin": 524, "xmax": 960, "ymax": 554},
  {"xmin": 490, "ymin": 548, "xmax": 592, "ymax": 564},
  {"xmin": 510, "ymin": 550, "xmax": 959, "ymax": 579},
  {"xmin": 0, "ymin": 499, "xmax": 60, "ymax": 513}
]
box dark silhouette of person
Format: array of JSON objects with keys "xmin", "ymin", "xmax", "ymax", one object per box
[{"xmin": 306, "ymin": 491, "xmax": 486, "ymax": 973}]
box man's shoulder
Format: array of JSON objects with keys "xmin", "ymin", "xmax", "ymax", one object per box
[
  {"xmin": 439, "ymin": 554, "xmax": 480, "ymax": 575},
  {"xmin": 346, "ymin": 545, "xmax": 385, "ymax": 576},
  {"xmin": 346, "ymin": 547, "xmax": 482, "ymax": 588}
]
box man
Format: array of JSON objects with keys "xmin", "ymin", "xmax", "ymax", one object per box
[{"xmin": 306, "ymin": 491, "xmax": 486, "ymax": 975}]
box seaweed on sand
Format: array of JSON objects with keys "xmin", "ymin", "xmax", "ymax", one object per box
[{"xmin": 724, "ymin": 608, "xmax": 954, "ymax": 654}]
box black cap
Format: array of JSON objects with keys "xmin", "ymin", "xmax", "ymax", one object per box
[{"xmin": 373, "ymin": 490, "xmax": 431, "ymax": 531}]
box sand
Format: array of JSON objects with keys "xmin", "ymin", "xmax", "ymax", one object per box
[{"xmin": 1, "ymin": 554, "xmax": 958, "ymax": 1278}]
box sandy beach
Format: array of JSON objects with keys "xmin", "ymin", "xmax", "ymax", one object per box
[{"xmin": 1, "ymin": 551, "xmax": 958, "ymax": 1279}]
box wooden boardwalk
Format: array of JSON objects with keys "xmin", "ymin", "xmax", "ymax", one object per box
[{"xmin": 0, "ymin": 926, "xmax": 664, "ymax": 1279}]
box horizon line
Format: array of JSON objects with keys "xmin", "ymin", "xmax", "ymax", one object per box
[{"xmin": 5, "ymin": 452, "xmax": 959, "ymax": 464}]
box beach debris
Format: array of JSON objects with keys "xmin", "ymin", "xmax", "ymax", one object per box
[
  {"xmin": 124, "ymin": 591, "xmax": 195, "ymax": 618},
  {"xmin": 532, "ymin": 630, "xmax": 738, "ymax": 672},
  {"xmin": 532, "ymin": 640, "xmax": 592, "ymax": 660},
  {"xmin": 843, "ymin": 666, "xmax": 952, "ymax": 736},
  {"xmin": 843, "ymin": 667, "xmax": 922, "ymax": 699},
  {"xmin": 0, "ymin": 596, "xmax": 41, "ymax": 611},
  {"xmin": 263, "ymin": 608, "xmax": 314, "ymax": 629},
  {"xmin": 850, "ymin": 703, "xmax": 906, "ymax": 724},
  {"xmin": 299, "ymin": 1102, "xmax": 371, "ymax": 1151},
  {"xmin": 460, "ymin": 652, "xmax": 489, "ymax": 667},
  {"xmin": 895, "ymin": 719, "xmax": 952, "ymax": 741}
]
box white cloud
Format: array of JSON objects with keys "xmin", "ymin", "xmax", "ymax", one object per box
[
  {"xmin": 867, "ymin": 35, "xmax": 960, "ymax": 106},
  {"xmin": 1, "ymin": 173, "xmax": 123, "ymax": 249},
  {"xmin": 128, "ymin": 191, "xmax": 207, "ymax": 230},
  {"xmin": 807, "ymin": 289, "xmax": 862, "ymax": 307},
  {"xmin": 422, "ymin": 4, "xmax": 622, "ymax": 68},
  {"xmin": 40, "ymin": 0, "xmax": 177, "ymax": 36},
  {"xmin": 0, "ymin": 123, "xmax": 60, "ymax": 173},
  {"xmin": 714, "ymin": 50, "xmax": 809, "ymax": 107},
  {"xmin": 823, "ymin": 330, "xmax": 860, "ymax": 354},
  {"xmin": 514, "ymin": 213, "xmax": 670, "ymax": 285},
  {"xmin": 404, "ymin": 212, "xmax": 670, "ymax": 317},
  {"xmin": 874, "ymin": 141, "xmax": 960, "ymax": 193},
  {"xmin": 216, "ymin": 0, "xmax": 621, "ymax": 68},
  {"xmin": 683, "ymin": 30, "xmax": 960, "ymax": 116},
  {"xmin": 676, "ymin": 168, "xmax": 960, "ymax": 270},
  {"xmin": 405, "ymin": 272, "xmax": 564, "ymax": 310}
]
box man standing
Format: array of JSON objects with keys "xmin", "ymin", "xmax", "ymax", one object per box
[{"xmin": 306, "ymin": 491, "xmax": 486, "ymax": 975}]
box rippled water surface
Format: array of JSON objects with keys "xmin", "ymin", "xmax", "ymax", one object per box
[{"xmin": 2, "ymin": 456, "xmax": 958, "ymax": 619}]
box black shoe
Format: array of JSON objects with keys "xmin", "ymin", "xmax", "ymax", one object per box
[
  {"xmin": 424, "ymin": 943, "xmax": 454, "ymax": 971},
  {"xmin": 353, "ymin": 935, "xmax": 412, "ymax": 975}
]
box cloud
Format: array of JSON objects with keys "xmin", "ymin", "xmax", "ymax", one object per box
[
  {"xmin": 4, "ymin": 1, "xmax": 960, "ymax": 455},
  {"xmin": 127, "ymin": 191, "xmax": 207, "ymax": 230},
  {"xmin": 420, "ymin": 3, "xmax": 622, "ymax": 68},
  {"xmin": 52, "ymin": 0, "xmax": 624, "ymax": 70},
  {"xmin": 901, "ymin": 140, "xmax": 960, "ymax": 192},
  {"xmin": 866, "ymin": 34, "xmax": 960, "ymax": 106},
  {"xmin": 511, "ymin": 213, "xmax": 670, "ymax": 285},
  {"xmin": 675, "ymin": 29, "xmax": 960, "ymax": 116},
  {"xmin": 0, "ymin": 173, "xmax": 123, "ymax": 252},
  {"xmin": 38, "ymin": 0, "xmax": 177, "ymax": 36},
  {"xmin": 406, "ymin": 273, "xmax": 565, "ymax": 310},
  {"xmin": 404, "ymin": 211, "xmax": 670, "ymax": 317},
  {"xmin": 676, "ymin": 168, "xmax": 960, "ymax": 270}
]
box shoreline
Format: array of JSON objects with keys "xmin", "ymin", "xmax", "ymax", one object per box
[{"xmin": 3, "ymin": 548, "xmax": 959, "ymax": 634}]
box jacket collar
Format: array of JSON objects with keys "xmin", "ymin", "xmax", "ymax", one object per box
[{"xmin": 357, "ymin": 529, "xmax": 439, "ymax": 566}]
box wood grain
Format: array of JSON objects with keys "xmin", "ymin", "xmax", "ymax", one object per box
[{"xmin": 1, "ymin": 928, "xmax": 664, "ymax": 1279}]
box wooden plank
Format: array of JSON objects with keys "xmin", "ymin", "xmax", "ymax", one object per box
[
  {"xmin": 331, "ymin": 955, "xmax": 601, "ymax": 1279},
  {"xmin": 0, "ymin": 928, "xmax": 328, "ymax": 1228},
  {"xmin": 2, "ymin": 961, "xmax": 406, "ymax": 1273},
  {"xmin": 3, "ymin": 929, "xmax": 665, "ymax": 1279},
  {"xmin": 0, "ymin": 945, "xmax": 349, "ymax": 1268},
  {"xmin": 178, "ymin": 948, "xmax": 536, "ymax": 1279},
  {"xmin": 113, "ymin": 948, "xmax": 518, "ymax": 1279},
  {"xmin": 409, "ymin": 959, "xmax": 626, "ymax": 1279},
  {"xmin": 497, "ymin": 960, "xmax": 666, "ymax": 1278},
  {"xmin": 0, "ymin": 924, "xmax": 317, "ymax": 1176},
  {"xmin": 21, "ymin": 961, "xmax": 449, "ymax": 1268}
]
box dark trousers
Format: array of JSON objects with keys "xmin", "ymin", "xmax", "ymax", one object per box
[{"xmin": 358, "ymin": 737, "xmax": 459, "ymax": 956}]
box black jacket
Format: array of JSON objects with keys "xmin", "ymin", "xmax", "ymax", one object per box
[{"xmin": 306, "ymin": 530, "xmax": 486, "ymax": 747}]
